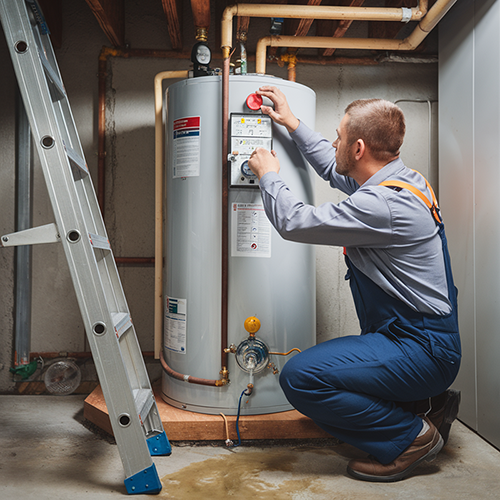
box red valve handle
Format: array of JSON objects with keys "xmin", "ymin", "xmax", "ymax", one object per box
[{"xmin": 246, "ymin": 93, "xmax": 263, "ymax": 111}]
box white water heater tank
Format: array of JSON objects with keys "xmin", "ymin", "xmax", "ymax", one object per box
[{"xmin": 162, "ymin": 74, "xmax": 316, "ymax": 415}]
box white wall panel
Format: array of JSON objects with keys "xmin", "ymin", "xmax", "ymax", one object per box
[{"xmin": 440, "ymin": 0, "xmax": 500, "ymax": 446}]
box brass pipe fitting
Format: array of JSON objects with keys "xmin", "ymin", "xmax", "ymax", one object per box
[{"xmin": 196, "ymin": 27, "xmax": 208, "ymax": 42}]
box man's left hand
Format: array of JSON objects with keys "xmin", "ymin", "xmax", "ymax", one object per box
[{"xmin": 248, "ymin": 148, "xmax": 280, "ymax": 180}]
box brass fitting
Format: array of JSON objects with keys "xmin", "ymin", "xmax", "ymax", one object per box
[
  {"xmin": 224, "ymin": 343, "xmax": 237, "ymax": 354},
  {"xmin": 215, "ymin": 365, "xmax": 230, "ymax": 386},
  {"xmin": 280, "ymin": 52, "xmax": 298, "ymax": 68},
  {"xmin": 196, "ymin": 27, "xmax": 208, "ymax": 42},
  {"xmin": 237, "ymin": 31, "xmax": 248, "ymax": 43}
]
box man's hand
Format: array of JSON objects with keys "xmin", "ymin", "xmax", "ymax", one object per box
[
  {"xmin": 248, "ymin": 148, "xmax": 280, "ymax": 180},
  {"xmin": 256, "ymin": 86, "xmax": 300, "ymax": 133}
]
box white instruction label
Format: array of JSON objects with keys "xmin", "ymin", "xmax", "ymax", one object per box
[
  {"xmin": 231, "ymin": 203, "xmax": 271, "ymax": 258},
  {"xmin": 164, "ymin": 297, "xmax": 187, "ymax": 354},
  {"xmin": 173, "ymin": 116, "xmax": 200, "ymax": 178}
]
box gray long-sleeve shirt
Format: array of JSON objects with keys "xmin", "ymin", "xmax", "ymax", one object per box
[{"xmin": 259, "ymin": 122, "xmax": 452, "ymax": 316}]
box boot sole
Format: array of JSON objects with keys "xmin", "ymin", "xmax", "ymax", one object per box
[{"xmin": 346, "ymin": 434, "xmax": 444, "ymax": 483}]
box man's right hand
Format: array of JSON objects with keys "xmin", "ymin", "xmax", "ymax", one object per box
[{"xmin": 256, "ymin": 86, "xmax": 300, "ymax": 134}]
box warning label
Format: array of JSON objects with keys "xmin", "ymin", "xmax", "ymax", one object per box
[
  {"xmin": 173, "ymin": 116, "xmax": 200, "ymax": 178},
  {"xmin": 231, "ymin": 203, "xmax": 271, "ymax": 258},
  {"xmin": 164, "ymin": 297, "xmax": 187, "ymax": 354}
]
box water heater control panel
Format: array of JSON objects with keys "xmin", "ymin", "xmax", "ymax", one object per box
[{"xmin": 229, "ymin": 113, "xmax": 273, "ymax": 188}]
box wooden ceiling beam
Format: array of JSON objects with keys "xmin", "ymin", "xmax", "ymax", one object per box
[
  {"xmin": 284, "ymin": 0, "xmax": 322, "ymax": 38},
  {"xmin": 85, "ymin": 0, "xmax": 124, "ymax": 47},
  {"xmin": 161, "ymin": 0, "xmax": 183, "ymax": 50},
  {"xmin": 323, "ymin": 0, "xmax": 365, "ymax": 56},
  {"xmin": 294, "ymin": 0, "xmax": 323, "ymax": 37}
]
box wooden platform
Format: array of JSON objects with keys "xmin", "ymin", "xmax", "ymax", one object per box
[{"xmin": 84, "ymin": 385, "xmax": 331, "ymax": 441}]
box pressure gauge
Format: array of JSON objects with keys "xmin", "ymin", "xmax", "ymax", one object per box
[
  {"xmin": 194, "ymin": 43, "xmax": 211, "ymax": 65},
  {"xmin": 191, "ymin": 41, "xmax": 212, "ymax": 77},
  {"xmin": 241, "ymin": 160, "xmax": 256, "ymax": 179}
]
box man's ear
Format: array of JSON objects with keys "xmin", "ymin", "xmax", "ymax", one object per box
[{"xmin": 354, "ymin": 139, "xmax": 366, "ymax": 160}]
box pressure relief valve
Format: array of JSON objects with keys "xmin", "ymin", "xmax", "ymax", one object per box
[{"xmin": 226, "ymin": 316, "xmax": 270, "ymax": 374}]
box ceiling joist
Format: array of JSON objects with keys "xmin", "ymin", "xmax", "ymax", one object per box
[
  {"xmin": 161, "ymin": 0, "xmax": 183, "ymax": 50},
  {"xmin": 323, "ymin": 0, "xmax": 366, "ymax": 56},
  {"xmin": 85, "ymin": 0, "xmax": 124, "ymax": 47}
]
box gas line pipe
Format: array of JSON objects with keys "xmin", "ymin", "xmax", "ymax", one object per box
[
  {"xmin": 153, "ymin": 70, "xmax": 190, "ymax": 361},
  {"xmin": 254, "ymin": 0, "xmax": 458, "ymax": 74}
]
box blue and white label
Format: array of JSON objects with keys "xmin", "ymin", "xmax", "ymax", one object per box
[
  {"xmin": 164, "ymin": 297, "xmax": 187, "ymax": 354},
  {"xmin": 173, "ymin": 116, "xmax": 200, "ymax": 178}
]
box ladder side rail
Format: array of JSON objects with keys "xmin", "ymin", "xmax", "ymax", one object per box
[
  {"xmin": 0, "ymin": 0, "xmax": 156, "ymax": 479},
  {"xmin": 30, "ymin": 17, "xmax": 103, "ymax": 243},
  {"xmin": 30, "ymin": 8, "xmax": 133, "ymax": 324}
]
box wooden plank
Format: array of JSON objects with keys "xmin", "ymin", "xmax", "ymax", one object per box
[
  {"xmin": 161, "ymin": 0, "xmax": 183, "ymax": 50},
  {"xmin": 85, "ymin": 0, "xmax": 124, "ymax": 47},
  {"xmin": 84, "ymin": 385, "xmax": 332, "ymax": 441}
]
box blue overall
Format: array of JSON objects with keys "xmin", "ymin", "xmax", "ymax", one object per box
[{"xmin": 279, "ymin": 185, "xmax": 461, "ymax": 464}]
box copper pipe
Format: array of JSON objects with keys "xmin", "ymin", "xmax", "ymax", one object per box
[
  {"xmin": 222, "ymin": 2, "xmax": 428, "ymax": 52},
  {"xmin": 160, "ymin": 350, "xmax": 226, "ymax": 386},
  {"xmin": 191, "ymin": 0, "xmax": 210, "ymax": 40},
  {"xmin": 255, "ymin": 0, "xmax": 457, "ymax": 74},
  {"xmin": 269, "ymin": 348, "xmax": 302, "ymax": 356},
  {"xmin": 282, "ymin": 52, "xmax": 298, "ymax": 81},
  {"xmin": 98, "ymin": 46, "xmax": 193, "ymax": 215},
  {"xmin": 221, "ymin": 52, "xmax": 230, "ymax": 373},
  {"xmin": 98, "ymin": 50, "xmax": 186, "ymax": 276}
]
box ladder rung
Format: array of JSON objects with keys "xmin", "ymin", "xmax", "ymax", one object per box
[
  {"xmin": 88, "ymin": 232, "xmax": 110, "ymax": 251},
  {"xmin": 133, "ymin": 389, "xmax": 155, "ymax": 425},
  {"xmin": 38, "ymin": 48, "xmax": 65, "ymax": 98},
  {"xmin": 112, "ymin": 312, "xmax": 132, "ymax": 339},
  {"xmin": 64, "ymin": 141, "xmax": 89, "ymax": 175}
]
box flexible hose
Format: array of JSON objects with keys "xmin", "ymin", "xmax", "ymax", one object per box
[{"xmin": 233, "ymin": 388, "xmax": 251, "ymax": 447}]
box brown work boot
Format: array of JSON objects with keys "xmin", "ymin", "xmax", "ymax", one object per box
[
  {"xmin": 394, "ymin": 389, "xmax": 461, "ymax": 445},
  {"xmin": 427, "ymin": 389, "xmax": 461, "ymax": 445},
  {"xmin": 347, "ymin": 417, "xmax": 444, "ymax": 482}
]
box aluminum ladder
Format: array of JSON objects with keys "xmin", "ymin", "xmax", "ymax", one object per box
[{"xmin": 0, "ymin": 0, "xmax": 170, "ymax": 494}]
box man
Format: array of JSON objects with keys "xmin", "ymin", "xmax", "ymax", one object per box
[{"xmin": 248, "ymin": 86, "xmax": 461, "ymax": 482}]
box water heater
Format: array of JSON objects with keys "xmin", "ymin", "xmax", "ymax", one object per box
[{"xmin": 162, "ymin": 74, "xmax": 316, "ymax": 415}]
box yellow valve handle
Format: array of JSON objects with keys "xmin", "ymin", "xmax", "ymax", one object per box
[{"xmin": 244, "ymin": 316, "xmax": 261, "ymax": 334}]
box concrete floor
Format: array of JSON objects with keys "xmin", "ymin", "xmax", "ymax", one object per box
[{"xmin": 1, "ymin": 395, "xmax": 499, "ymax": 499}]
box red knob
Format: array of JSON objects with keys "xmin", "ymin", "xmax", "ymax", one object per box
[{"xmin": 246, "ymin": 93, "xmax": 263, "ymax": 111}]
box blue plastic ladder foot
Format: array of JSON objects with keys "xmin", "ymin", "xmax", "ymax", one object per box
[
  {"xmin": 147, "ymin": 430, "xmax": 172, "ymax": 456},
  {"xmin": 124, "ymin": 463, "xmax": 162, "ymax": 495}
]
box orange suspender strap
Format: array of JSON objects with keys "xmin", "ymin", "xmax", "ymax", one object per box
[{"xmin": 378, "ymin": 177, "xmax": 442, "ymax": 225}]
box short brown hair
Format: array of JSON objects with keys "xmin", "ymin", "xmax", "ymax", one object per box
[{"xmin": 344, "ymin": 99, "xmax": 405, "ymax": 162}]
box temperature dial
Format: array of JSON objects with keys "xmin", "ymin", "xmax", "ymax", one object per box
[{"xmin": 241, "ymin": 160, "xmax": 257, "ymax": 179}]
